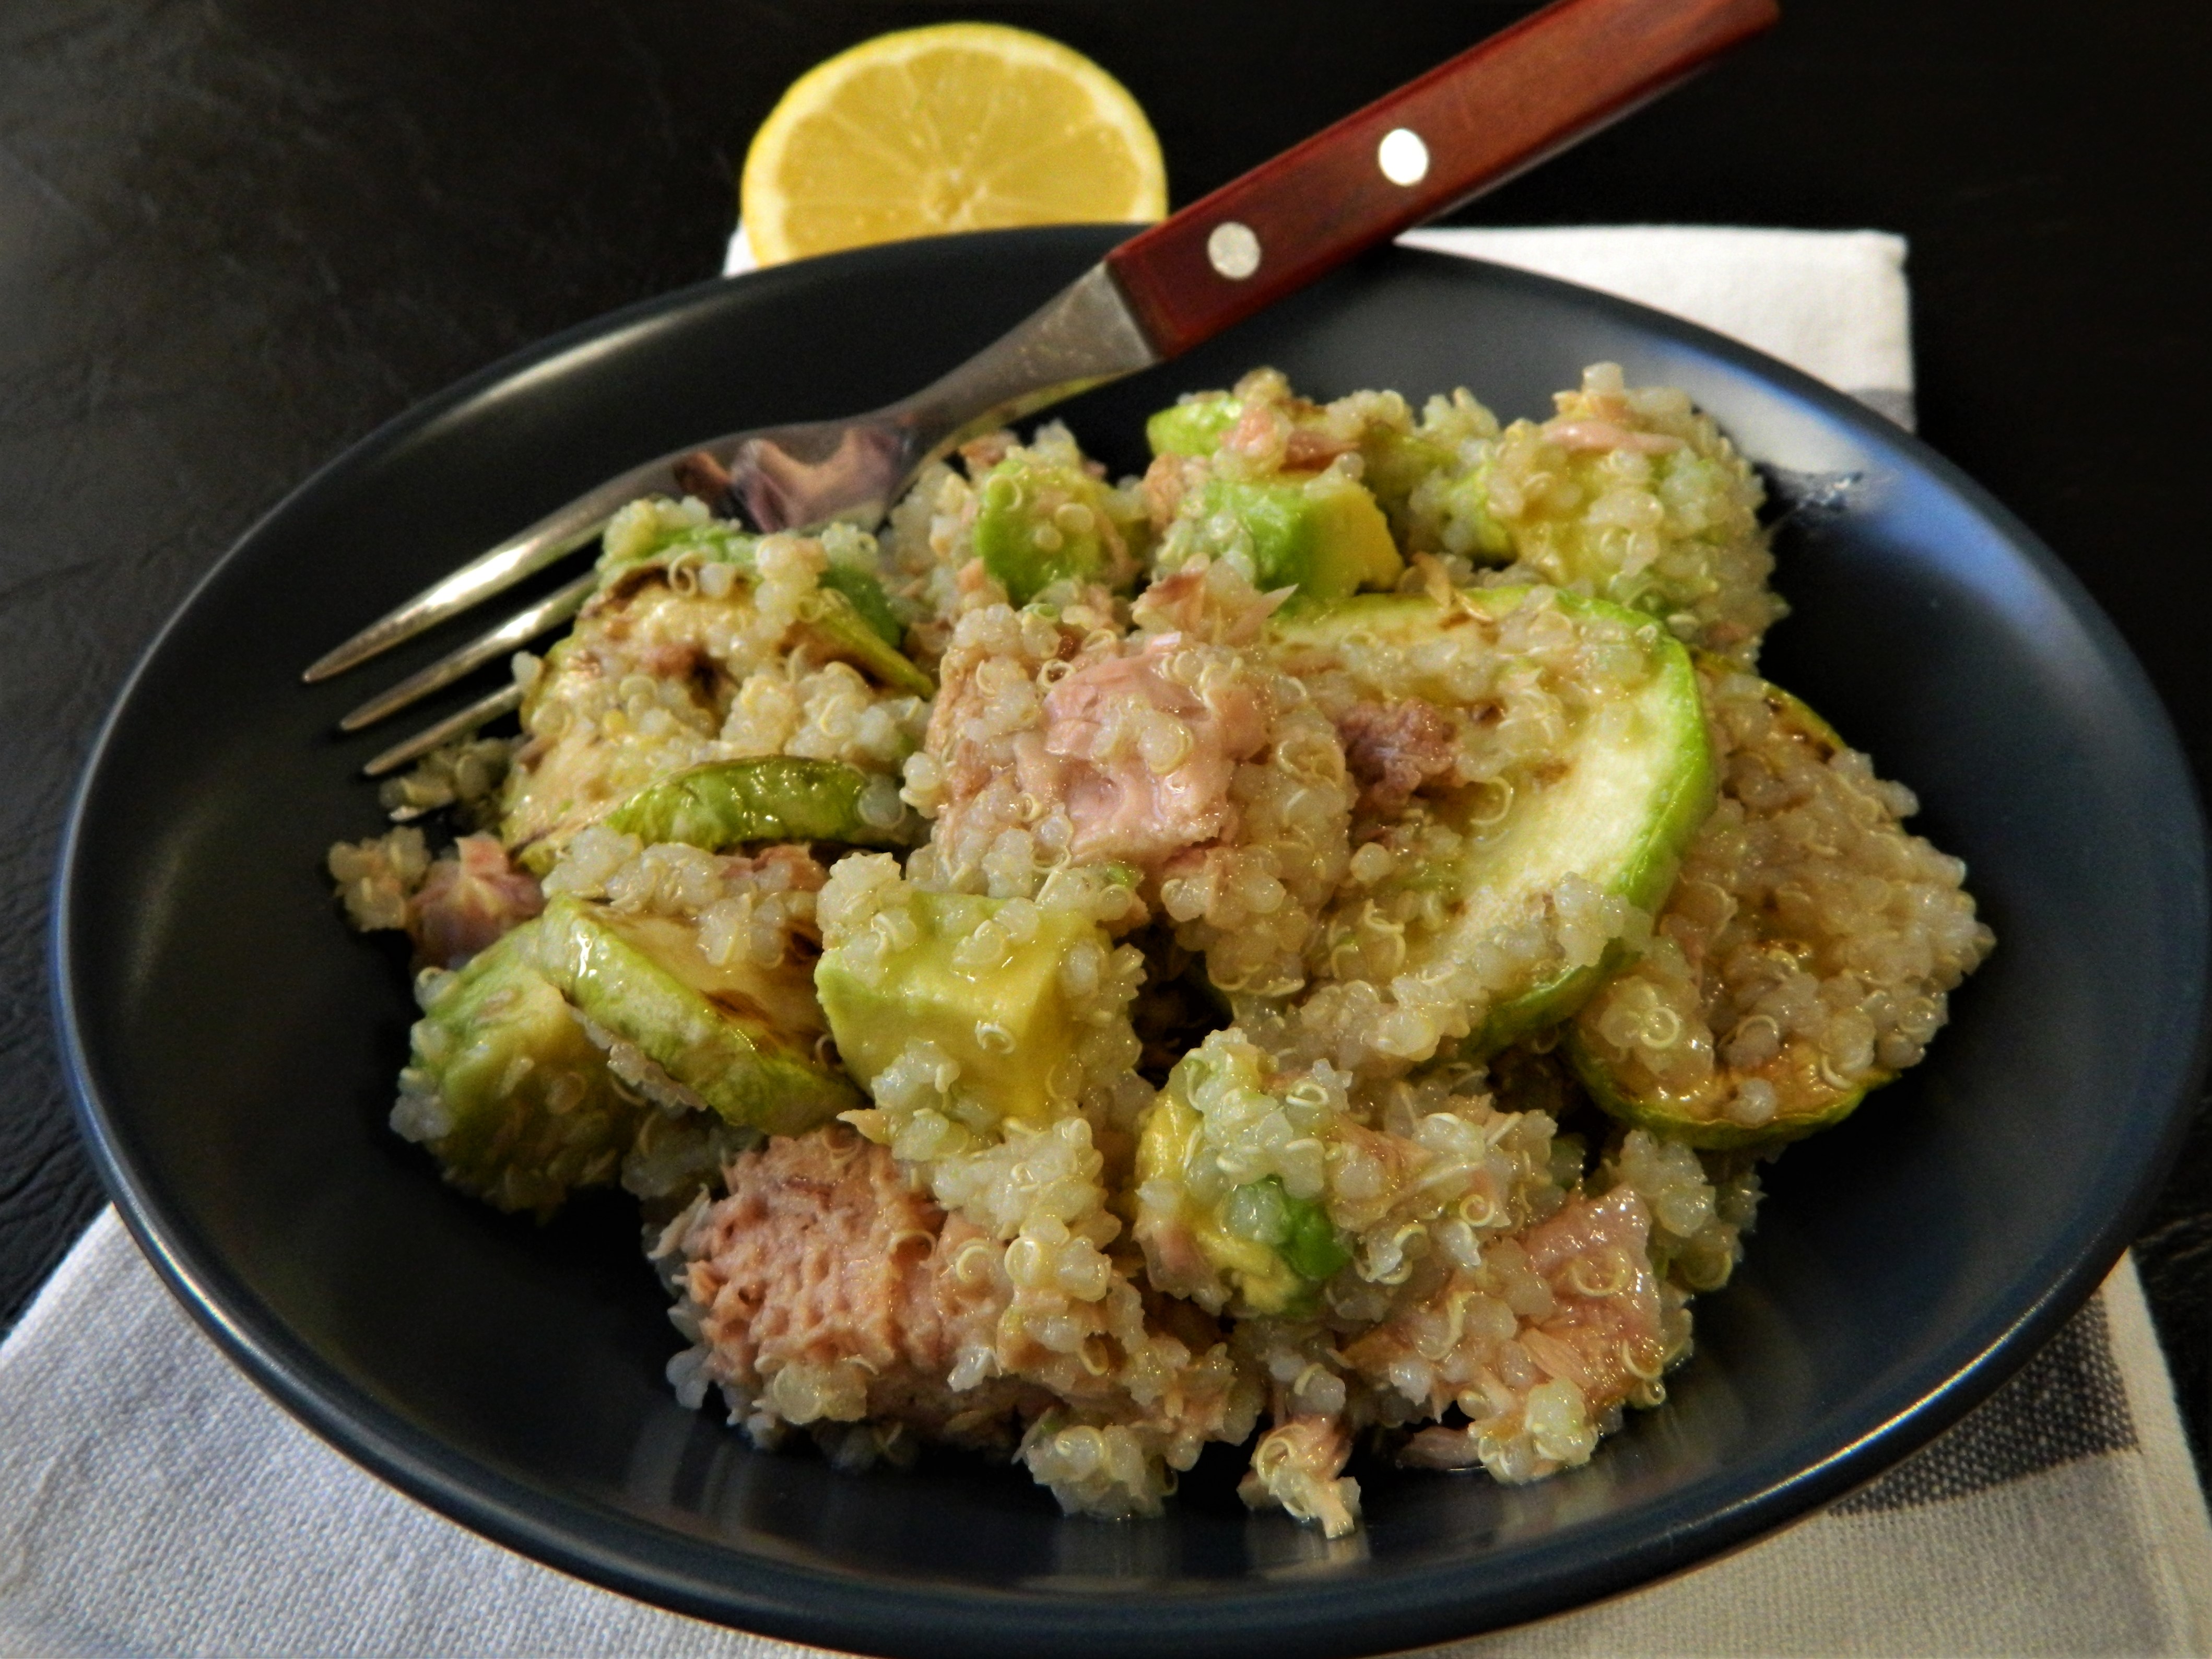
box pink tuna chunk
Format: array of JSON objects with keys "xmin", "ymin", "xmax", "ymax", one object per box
[
  {"xmin": 1015, "ymin": 639, "xmax": 1269, "ymax": 869},
  {"xmin": 1512, "ymin": 1186, "xmax": 1667, "ymax": 1406},
  {"xmin": 405, "ymin": 834, "xmax": 544, "ymax": 968},
  {"xmin": 1335, "ymin": 698, "xmax": 1458, "ymax": 815},
  {"xmin": 681, "ymin": 1127, "xmax": 1042, "ymax": 1445}
]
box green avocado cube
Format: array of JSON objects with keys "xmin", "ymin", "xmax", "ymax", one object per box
[
  {"xmin": 971, "ymin": 453, "xmax": 1140, "ymax": 606},
  {"xmin": 1145, "ymin": 393, "xmax": 1243, "ymax": 457},
  {"xmin": 1191, "ymin": 472, "xmax": 1404, "ymax": 603},
  {"xmin": 815, "ymin": 891, "xmax": 1105, "ymax": 1129},
  {"xmin": 1133, "ymin": 1066, "xmax": 1352, "ymax": 1319}
]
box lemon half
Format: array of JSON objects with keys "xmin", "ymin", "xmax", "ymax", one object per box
[{"xmin": 740, "ymin": 23, "xmax": 1167, "ymax": 266}]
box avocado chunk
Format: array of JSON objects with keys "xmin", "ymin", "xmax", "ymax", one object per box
[
  {"xmin": 971, "ymin": 448, "xmax": 1144, "ymax": 606},
  {"xmin": 603, "ymin": 758, "xmax": 921, "ymax": 853},
  {"xmin": 530, "ymin": 895, "xmax": 860, "ymax": 1137},
  {"xmin": 1146, "ymin": 393, "xmax": 1243, "ymax": 458},
  {"xmin": 1268, "ymin": 1180, "xmax": 1356, "ymax": 1282},
  {"xmin": 1362, "ymin": 428, "xmax": 1511, "ymax": 564},
  {"xmin": 1185, "ymin": 473, "xmax": 1403, "ymax": 604},
  {"xmin": 816, "ymin": 890, "xmax": 1109, "ymax": 1132},
  {"xmin": 1132, "ymin": 1037, "xmax": 1352, "ymax": 1317},
  {"xmin": 1275, "ymin": 589, "xmax": 1716, "ymax": 1056},
  {"xmin": 1564, "ymin": 672, "xmax": 1991, "ymax": 1149},
  {"xmin": 390, "ymin": 920, "xmax": 642, "ymax": 1218}
]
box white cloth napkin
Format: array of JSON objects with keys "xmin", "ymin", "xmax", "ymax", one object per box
[{"xmin": 11, "ymin": 227, "xmax": 2212, "ymax": 1658}]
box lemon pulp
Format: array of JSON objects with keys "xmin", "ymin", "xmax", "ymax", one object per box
[{"xmin": 740, "ymin": 23, "xmax": 1167, "ymax": 266}]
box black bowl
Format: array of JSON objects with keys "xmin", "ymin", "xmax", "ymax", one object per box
[{"xmin": 54, "ymin": 226, "xmax": 2209, "ymax": 1658}]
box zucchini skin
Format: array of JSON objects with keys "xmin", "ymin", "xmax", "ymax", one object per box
[
  {"xmin": 1469, "ymin": 610, "xmax": 1716, "ymax": 1056},
  {"xmin": 499, "ymin": 547, "xmax": 934, "ymax": 874},
  {"xmin": 531, "ymin": 895, "xmax": 861, "ymax": 1138},
  {"xmin": 794, "ymin": 585, "xmax": 935, "ymax": 699},
  {"xmin": 817, "ymin": 563, "xmax": 904, "ymax": 648},
  {"xmin": 602, "ymin": 757, "xmax": 920, "ymax": 853},
  {"xmin": 1567, "ymin": 1034, "xmax": 1875, "ymax": 1151}
]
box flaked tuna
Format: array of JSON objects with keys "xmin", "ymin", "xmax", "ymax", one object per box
[
  {"xmin": 1378, "ymin": 1187, "xmax": 1666, "ymax": 1483},
  {"xmin": 407, "ymin": 834, "xmax": 544, "ymax": 968},
  {"xmin": 1335, "ymin": 697, "xmax": 1460, "ymax": 816},
  {"xmin": 670, "ymin": 1126, "xmax": 1043, "ymax": 1450},
  {"xmin": 1016, "ymin": 640, "xmax": 1269, "ymax": 869}
]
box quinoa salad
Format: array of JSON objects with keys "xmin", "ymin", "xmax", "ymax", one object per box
[{"xmin": 330, "ymin": 364, "xmax": 1993, "ymax": 1535}]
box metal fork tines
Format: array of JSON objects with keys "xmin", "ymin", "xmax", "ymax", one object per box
[
  {"xmin": 303, "ymin": 264, "xmax": 1157, "ymax": 771},
  {"xmin": 363, "ymin": 683, "xmax": 526, "ymax": 779},
  {"xmin": 303, "ymin": 450, "xmax": 689, "ymax": 688},
  {"xmin": 336, "ymin": 570, "xmax": 596, "ymax": 734}
]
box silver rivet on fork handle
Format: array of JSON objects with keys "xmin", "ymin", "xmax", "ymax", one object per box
[
  {"xmin": 1206, "ymin": 222, "xmax": 1262, "ymax": 280},
  {"xmin": 1378, "ymin": 128, "xmax": 1430, "ymax": 185}
]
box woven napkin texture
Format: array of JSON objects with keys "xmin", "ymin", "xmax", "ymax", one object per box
[{"xmin": 9, "ymin": 228, "xmax": 2211, "ymax": 1658}]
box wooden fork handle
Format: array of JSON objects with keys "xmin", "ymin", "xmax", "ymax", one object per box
[{"xmin": 1102, "ymin": 0, "xmax": 1779, "ymax": 359}]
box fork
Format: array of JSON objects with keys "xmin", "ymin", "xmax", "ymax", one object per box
[{"xmin": 309, "ymin": 0, "xmax": 1778, "ymax": 776}]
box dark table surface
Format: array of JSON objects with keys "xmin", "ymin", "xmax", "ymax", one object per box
[{"xmin": 3, "ymin": 0, "xmax": 2206, "ymax": 1497}]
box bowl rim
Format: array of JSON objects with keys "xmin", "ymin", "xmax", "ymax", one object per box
[{"xmin": 50, "ymin": 224, "xmax": 2212, "ymax": 1659}]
